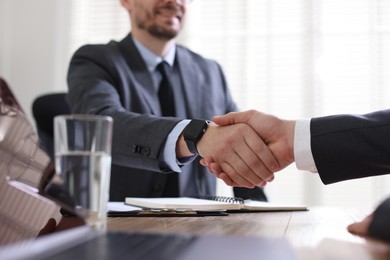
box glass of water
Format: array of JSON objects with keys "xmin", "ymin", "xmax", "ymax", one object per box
[{"xmin": 54, "ymin": 114, "xmax": 113, "ymax": 231}]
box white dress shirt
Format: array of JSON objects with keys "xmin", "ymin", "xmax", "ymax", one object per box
[{"xmin": 294, "ymin": 119, "xmax": 318, "ymax": 172}]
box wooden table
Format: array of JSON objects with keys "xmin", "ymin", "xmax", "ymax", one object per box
[{"xmin": 108, "ymin": 207, "xmax": 390, "ymax": 259}]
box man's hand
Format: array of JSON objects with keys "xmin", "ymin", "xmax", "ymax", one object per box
[
  {"xmin": 347, "ymin": 214, "xmax": 373, "ymax": 238},
  {"xmin": 195, "ymin": 121, "xmax": 280, "ymax": 188},
  {"xmin": 200, "ymin": 110, "xmax": 296, "ymax": 186}
]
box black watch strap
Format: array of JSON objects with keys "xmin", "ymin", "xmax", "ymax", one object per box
[{"xmin": 183, "ymin": 119, "xmax": 210, "ymax": 155}]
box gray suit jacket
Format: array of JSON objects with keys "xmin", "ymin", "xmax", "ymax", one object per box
[{"xmin": 67, "ymin": 34, "xmax": 266, "ymax": 201}]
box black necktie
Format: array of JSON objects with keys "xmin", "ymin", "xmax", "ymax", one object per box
[
  {"xmin": 156, "ymin": 61, "xmax": 179, "ymax": 197},
  {"xmin": 156, "ymin": 61, "xmax": 176, "ymax": 117}
]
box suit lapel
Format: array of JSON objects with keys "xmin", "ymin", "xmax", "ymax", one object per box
[
  {"xmin": 118, "ymin": 34, "xmax": 161, "ymax": 115},
  {"xmin": 117, "ymin": 36, "xmax": 204, "ymax": 118},
  {"xmin": 175, "ymin": 47, "xmax": 203, "ymax": 119}
]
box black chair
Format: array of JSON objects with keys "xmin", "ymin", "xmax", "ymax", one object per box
[{"xmin": 32, "ymin": 93, "xmax": 70, "ymax": 159}]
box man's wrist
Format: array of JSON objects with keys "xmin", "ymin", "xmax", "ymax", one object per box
[
  {"xmin": 177, "ymin": 133, "xmax": 193, "ymax": 158},
  {"xmin": 183, "ymin": 119, "xmax": 210, "ymax": 155}
]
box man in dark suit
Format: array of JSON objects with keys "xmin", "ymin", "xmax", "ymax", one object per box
[
  {"xmin": 67, "ymin": 0, "xmax": 275, "ymax": 201},
  {"xmin": 203, "ymin": 109, "xmax": 390, "ymax": 243}
]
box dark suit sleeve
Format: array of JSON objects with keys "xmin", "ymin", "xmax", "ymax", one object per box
[
  {"xmin": 368, "ymin": 197, "xmax": 390, "ymax": 242},
  {"xmin": 310, "ymin": 109, "xmax": 390, "ymax": 184},
  {"xmin": 67, "ymin": 44, "xmax": 180, "ymax": 173}
]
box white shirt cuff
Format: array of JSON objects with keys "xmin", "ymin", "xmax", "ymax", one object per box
[
  {"xmin": 294, "ymin": 119, "xmax": 318, "ymax": 172},
  {"xmin": 162, "ymin": 120, "xmax": 196, "ymax": 172}
]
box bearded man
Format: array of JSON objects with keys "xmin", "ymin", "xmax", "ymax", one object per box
[{"xmin": 67, "ymin": 0, "xmax": 271, "ymax": 201}]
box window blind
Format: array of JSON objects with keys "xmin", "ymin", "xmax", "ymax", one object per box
[{"xmin": 68, "ymin": 0, "xmax": 129, "ymax": 55}]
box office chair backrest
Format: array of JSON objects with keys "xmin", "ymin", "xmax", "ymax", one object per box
[{"xmin": 32, "ymin": 93, "xmax": 70, "ymax": 159}]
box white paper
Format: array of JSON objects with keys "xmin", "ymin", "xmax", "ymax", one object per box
[{"xmin": 107, "ymin": 202, "xmax": 142, "ymax": 212}]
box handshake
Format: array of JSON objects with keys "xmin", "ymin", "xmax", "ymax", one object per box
[{"xmin": 194, "ymin": 110, "xmax": 297, "ymax": 188}]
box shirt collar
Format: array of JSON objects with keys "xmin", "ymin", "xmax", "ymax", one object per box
[{"xmin": 132, "ymin": 38, "xmax": 176, "ymax": 72}]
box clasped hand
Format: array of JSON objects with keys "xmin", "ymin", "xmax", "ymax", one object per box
[{"xmin": 198, "ymin": 110, "xmax": 296, "ymax": 187}]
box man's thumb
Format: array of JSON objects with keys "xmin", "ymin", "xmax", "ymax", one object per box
[{"xmin": 213, "ymin": 113, "xmax": 236, "ymax": 126}]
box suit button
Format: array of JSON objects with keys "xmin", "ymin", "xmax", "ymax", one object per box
[
  {"xmin": 132, "ymin": 145, "xmax": 141, "ymax": 153},
  {"xmin": 141, "ymin": 147, "xmax": 150, "ymax": 156},
  {"xmin": 132, "ymin": 145, "xmax": 151, "ymax": 156}
]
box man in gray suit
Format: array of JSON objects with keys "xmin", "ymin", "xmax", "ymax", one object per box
[{"xmin": 67, "ymin": 0, "xmax": 276, "ymax": 201}]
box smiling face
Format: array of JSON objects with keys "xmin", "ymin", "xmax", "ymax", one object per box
[{"xmin": 124, "ymin": 0, "xmax": 187, "ymax": 40}]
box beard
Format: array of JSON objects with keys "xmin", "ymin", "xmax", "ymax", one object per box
[
  {"xmin": 146, "ymin": 23, "xmax": 179, "ymax": 40},
  {"xmin": 134, "ymin": 4, "xmax": 182, "ymax": 40}
]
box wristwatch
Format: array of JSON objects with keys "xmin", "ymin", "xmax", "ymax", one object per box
[{"xmin": 183, "ymin": 119, "xmax": 210, "ymax": 155}]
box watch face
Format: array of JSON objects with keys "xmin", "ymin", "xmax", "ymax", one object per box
[{"xmin": 184, "ymin": 120, "xmax": 208, "ymax": 140}]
